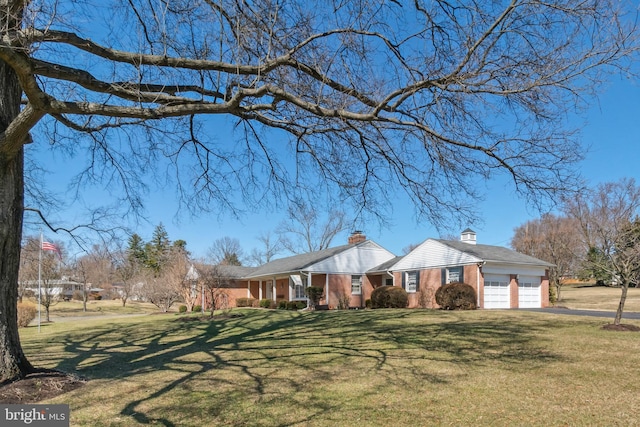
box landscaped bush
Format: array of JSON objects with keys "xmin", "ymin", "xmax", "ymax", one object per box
[
  {"xmin": 370, "ymin": 286, "xmax": 408, "ymax": 308},
  {"xmin": 259, "ymin": 299, "xmax": 273, "ymax": 308},
  {"xmin": 286, "ymin": 301, "xmax": 307, "ymax": 310},
  {"xmin": 365, "ymin": 299, "xmax": 372, "ymax": 309},
  {"xmin": 192, "ymin": 305, "xmax": 202, "ymax": 312},
  {"xmin": 277, "ymin": 300, "xmax": 288, "ymax": 310},
  {"xmin": 435, "ymin": 282, "xmax": 477, "ymax": 310},
  {"xmin": 178, "ymin": 305, "xmax": 187, "ymax": 313},
  {"xmin": 236, "ymin": 297, "xmax": 256, "ymax": 308},
  {"xmin": 305, "ymin": 286, "xmax": 324, "ymax": 310},
  {"xmin": 17, "ymin": 302, "xmax": 37, "ymax": 328}
]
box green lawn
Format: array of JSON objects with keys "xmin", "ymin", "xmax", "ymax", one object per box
[{"xmin": 19, "ymin": 309, "xmax": 640, "ymax": 426}]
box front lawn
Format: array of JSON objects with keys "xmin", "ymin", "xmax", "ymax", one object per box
[{"xmin": 18, "ymin": 309, "xmax": 640, "ymax": 426}]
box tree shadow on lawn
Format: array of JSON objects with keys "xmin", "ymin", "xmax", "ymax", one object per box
[{"xmin": 41, "ymin": 310, "xmax": 561, "ymax": 426}]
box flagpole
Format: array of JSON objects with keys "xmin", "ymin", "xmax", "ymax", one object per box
[{"xmin": 38, "ymin": 230, "xmax": 42, "ymax": 333}]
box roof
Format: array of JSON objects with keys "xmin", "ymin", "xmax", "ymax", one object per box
[
  {"xmin": 192, "ymin": 264, "xmax": 257, "ymax": 278},
  {"xmin": 368, "ymin": 256, "xmax": 405, "ymax": 273},
  {"xmin": 246, "ymin": 242, "xmax": 362, "ymax": 278},
  {"xmin": 435, "ymin": 239, "xmax": 554, "ymax": 267}
]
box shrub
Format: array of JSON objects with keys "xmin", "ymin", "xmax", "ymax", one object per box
[
  {"xmin": 365, "ymin": 299, "xmax": 372, "ymax": 309},
  {"xmin": 549, "ymin": 284, "xmax": 557, "ymax": 305},
  {"xmin": 435, "ymin": 282, "xmax": 477, "ymax": 310},
  {"xmin": 296, "ymin": 301, "xmax": 306, "ymax": 310},
  {"xmin": 236, "ymin": 297, "xmax": 256, "ymax": 308},
  {"xmin": 286, "ymin": 301, "xmax": 298, "ymax": 310},
  {"xmin": 371, "ymin": 286, "xmax": 408, "ymax": 309},
  {"xmin": 192, "ymin": 305, "xmax": 202, "ymax": 312},
  {"xmin": 336, "ymin": 291, "xmax": 352, "ymax": 310},
  {"xmin": 305, "ymin": 286, "xmax": 324, "ymax": 309},
  {"xmin": 72, "ymin": 291, "xmax": 84, "ymax": 301},
  {"xmin": 277, "ymin": 300, "xmax": 288, "ymax": 310},
  {"xmin": 178, "ymin": 305, "xmax": 187, "ymax": 313},
  {"xmin": 259, "ymin": 299, "xmax": 272, "ymax": 308},
  {"xmin": 17, "ymin": 302, "xmax": 37, "ymax": 328}
]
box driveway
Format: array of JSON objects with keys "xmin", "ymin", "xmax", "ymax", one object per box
[{"xmin": 523, "ymin": 307, "xmax": 640, "ymax": 320}]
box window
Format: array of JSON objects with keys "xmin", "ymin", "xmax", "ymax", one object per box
[
  {"xmin": 384, "ymin": 278, "xmax": 394, "ymax": 286},
  {"xmin": 406, "ymin": 271, "xmax": 417, "ymax": 293},
  {"xmin": 446, "ymin": 267, "xmax": 462, "ymax": 284},
  {"xmin": 351, "ymin": 275, "xmax": 362, "ymax": 295},
  {"xmin": 291, "ymin": 275, "xmax": 307, "ymax": 300}
]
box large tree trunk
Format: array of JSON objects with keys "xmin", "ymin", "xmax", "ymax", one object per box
[{"xmin": 0, "ymin": 1, "xmax": 33, "ymax": 381}]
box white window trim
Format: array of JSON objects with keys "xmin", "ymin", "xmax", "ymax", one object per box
[
  {"xmin": 351, "ymin": 275, "xmax": 362, "ymax": 295},
  {"xmin": 406, "ymin": 271, "xmax": 417, "ymax": 293},
  {"xmin": 446, "ymin": 267, "xmax": 462, "ymax": 284}
]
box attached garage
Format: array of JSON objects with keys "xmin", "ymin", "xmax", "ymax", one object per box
[
  {"xmin": 483, "ymin": 274, "xmax": 510, "ymax": 309},
  {"xmin": 518, "ymin": 276, "xmax": 541, "ymax": 308}
]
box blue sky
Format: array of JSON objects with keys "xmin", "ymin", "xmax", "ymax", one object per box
[
  {"xmin": 27, "ymin": 75, "xmax": 640, "ymax": 262},
  {"xmin": 127, "ymin": 76, "xmax": 640, "ymax": 259}
]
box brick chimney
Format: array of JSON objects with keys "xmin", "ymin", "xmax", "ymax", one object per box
[{"xmin": 348, "ymin": 230, "xmax": 366, "ymax": 244}]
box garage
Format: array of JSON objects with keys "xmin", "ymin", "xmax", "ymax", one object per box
[
  {"xmin": 518, "ymin": 276, "xmax": 541, "ymax": 308},
  {"xmin": 483, "ymin": 274, "xmax": 510, "ymax": 309}
]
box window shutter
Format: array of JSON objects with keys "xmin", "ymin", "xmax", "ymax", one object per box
[
  {"xmin": 459, "ymin": 267, "xmax": 464, "ymax": 284},
  {"xmin": 415, "ymin": 271, "xmax": 421, "ymax": 291},
  {"xmin": 441, "ymin": 268, "xmax": 446, "ymax": 285},
  {"xmin": 401, "ymin": 272, "xmax": 406, "ymax": 289}
]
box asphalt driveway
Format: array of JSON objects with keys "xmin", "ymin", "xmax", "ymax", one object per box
[{"xmin": 523, "ymin": 307, "xmax": 640, "ymax": 320}]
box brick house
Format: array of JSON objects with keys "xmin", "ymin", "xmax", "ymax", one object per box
[{"xmin": 193, "ymin": 230, "xmax": 552, "ymax": 310}]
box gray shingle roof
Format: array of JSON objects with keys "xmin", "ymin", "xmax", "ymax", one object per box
[
  {"xmin": 245, "ymin": 243, "xmax": 358, "ymax": 278},
  {"xmin": 435, "ymin": 239, "xmax": 554, "ymax": 267},
  {"xmin": 367, "ymin": 256, "xmax": 405, "ymax": 273}
]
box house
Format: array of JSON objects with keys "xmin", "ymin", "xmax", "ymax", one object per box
[
  {"xmin": 193, "ymin": 229, "xmax": 552, "ymax": 310},
  {"xmin": 370, "ymin": 229, "xmax": 553, "ymax": 309},
  {"xmin": 193, "ymin": 232, "xmax": 396, "ymax": 309}
]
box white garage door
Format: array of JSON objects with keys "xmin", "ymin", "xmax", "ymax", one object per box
[
  {"xmin": 518, "ymin": 276, "xmax": 541, "ymax": 308},
  {"xmin": 484, "ymin": 275, "xmax": 510, "ymax": 309}
]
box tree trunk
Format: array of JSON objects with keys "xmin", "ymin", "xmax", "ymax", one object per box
[
  {"xmin": 613, "ymin": 283, "xmax": 629, "ymax": 325},
  {"xmin": 0, "ymin": 1, "xmax": 33, "ymax": 380}
]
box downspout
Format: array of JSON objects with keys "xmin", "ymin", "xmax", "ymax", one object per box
[
  {"xmin": 300, "ymin": 271, "xmax": 311, "ymax": 307},
  {"xmin": 477, "ymin": 262, "xmax": 485, "ymax": 308}
]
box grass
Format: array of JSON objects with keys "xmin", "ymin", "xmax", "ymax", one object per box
[
  {"xmin": 18, "ymin": 309, "xmax": 640, "ymax": 426},
  {"xmin": 558, "ymin": 283, "xmax": 640, "ymax": 312},
  {"xmin": 26, "ymin": 299, "xmax": 163, "ymax": 319}
]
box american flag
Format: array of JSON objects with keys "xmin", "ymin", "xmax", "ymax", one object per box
[{"xmin": 41, "ymin": 241, "xmax": 61, "ymax": 256}]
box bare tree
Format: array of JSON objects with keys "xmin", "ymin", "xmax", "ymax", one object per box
[
  {"xmin": 511, "ymin": 214, "xmax": 582, "ymax": 302},
  {"xmin": 165, "ymin": 246, "xmax": 197, "ymax": 312},
  {"xmin": 248, "ymin": 231, "xmax": 283, "ymax": 266},
  {"xmin": 112, "ymin": 249, "xmax": 142, "ymax": 308},
  {"xmin": 277, "ymin": 201, "xmax": 346, "ymax": 254},
  {"xmin": 195, "ymin": 263, "xmax": 235, "ymax": 317},
  {"xmin": 208, "ymin": 237, "xmax": 244, "ymax": 266},
  {"xmin": 0, "ymin": 0, "xmax": 637, "ymax": 381},
  {"xmin": 72, "ymin": 245, "xmax": 113, "ymax": 311},
  {"xmin": 564, "ymin": 179, "xmax": 640, "ymax": 325},
  {"xmin": 140, "ymin": 271, "xmax": 182, "ymax": 313}
]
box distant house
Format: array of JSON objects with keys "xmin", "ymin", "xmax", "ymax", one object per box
[
  {"xmin": 191, "ymin": 230, "xmax": 552, "ymax": 310},
  {"xmin": 23, "ymin": 277, "xmax": 102, "ymax": 301}
]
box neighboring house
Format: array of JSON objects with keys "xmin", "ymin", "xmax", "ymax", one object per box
[
  {"xmin": 370, "ymin": 229, "xmax": 553, "ymax": 309},
  {"xmin": 23, "ymin": 277, "xmax": 101, "ymax": 301},
  {"xmin": 191, "ymin": 229, "xmax": 553, "ymax": 310}
]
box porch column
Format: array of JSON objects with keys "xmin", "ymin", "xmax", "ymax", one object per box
[
  {"xmin": 272, "ymin": 278, "xmax": 276, "ymax": 301},
  {"xmin": 325, "ymin": 274, "xmax": 329, "ymax": 306},
  {"xmin": 259, "ymin": 280, "xmax": 263, "ymax": 300},
  {"xmin": 308, "ymin": 272, "xmax": 312, "ymax": 304}
]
